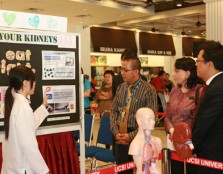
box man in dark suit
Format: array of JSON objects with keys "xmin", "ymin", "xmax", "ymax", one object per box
[{"xmin": 192, "ymin": 41, "xmax": 223, "ymax": 174}]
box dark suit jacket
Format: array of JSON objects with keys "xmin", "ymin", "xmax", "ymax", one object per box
[{"xmin": 192, "ymin": 73, "xmax": 223, "ymax": 174}]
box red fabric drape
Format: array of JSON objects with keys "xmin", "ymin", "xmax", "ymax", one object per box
[{"xmin": 0, "ymin": 132, "xmax": 80, "ymax": 174}]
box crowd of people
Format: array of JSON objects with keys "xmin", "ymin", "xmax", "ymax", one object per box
[
  {"xmin": 85, "ymin": 40, "xmax": 223, "ymax": 174},
  {"xmin": 2, "ymin": 40, "xmax": 222, "ymax": 173},
  {"xmin": 88, "ymin": 53, "xmax": 174, "ymax": 116}
]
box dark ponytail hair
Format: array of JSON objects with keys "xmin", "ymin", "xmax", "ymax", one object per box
[
  {"xmin": 4, "ymin": 87, "xmax": 13, "ymax": 139},
  {"xmin": 4, "ymin": 65, "xmax": 35, "ymax": 139}
]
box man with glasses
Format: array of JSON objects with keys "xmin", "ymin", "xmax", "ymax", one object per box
[
  {"xmin": 110, "ymin": 56, "xmax": 157, "ymax": 174},
  {"xmin": 192, "ymin": 41, "xmax": 223, "ymax": 174},
  {"xmin": 112, "ymin": 49, "xmax": 147, "ymax": 96}
]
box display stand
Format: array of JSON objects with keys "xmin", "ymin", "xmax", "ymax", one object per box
[
  {"xmin": 0, "ymin": 28, "xmax": 85, "ymax": 174},
  {"xmin": 79, "ymin": 75, "xmax": 85, "ymax": 174}
]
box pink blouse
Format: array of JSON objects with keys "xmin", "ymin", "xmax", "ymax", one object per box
[{"xmin": 164, "ymin": 84, "xmax": 203, "ymax": 132}]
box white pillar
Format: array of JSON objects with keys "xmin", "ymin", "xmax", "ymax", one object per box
[
  {"xmin": 204, "ymin": 0, "xmax": 223, "ymax": 44},
  {"xmin": 68, "ymin": 24, "xmax": 91, "ymax": 77}
]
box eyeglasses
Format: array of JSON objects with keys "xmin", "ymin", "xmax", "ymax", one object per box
[
  {"xmin": 196, "ymin": 59, "xmax": 206, "ymax": 63},
  {"xmin": 120, "ymin": 68, "xmax": 136, "ymax": 73}
]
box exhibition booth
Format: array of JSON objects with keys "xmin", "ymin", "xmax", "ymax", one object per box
[
  {"xmin": 0, "ymin": 10, "xmax": 83, "ymax": 174},
  {"xmin": 0, "ymin": 9, "xmax": 207, "ymax": 174}
]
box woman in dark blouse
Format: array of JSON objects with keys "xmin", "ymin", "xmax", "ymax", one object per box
[{"xmin": 95, "ymin": 70, "xmax": 114, "ymax": 116}]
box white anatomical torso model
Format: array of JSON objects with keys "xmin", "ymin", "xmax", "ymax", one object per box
[{"xmin": 129, "ymin": 108, "xmax": 162, "ymax": 174}]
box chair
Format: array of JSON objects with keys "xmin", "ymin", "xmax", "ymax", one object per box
[
  {"xmin": 73, "ymin": 114, "xmax": 94, "ymax": 152},
  {"xmin": 85, "ymin": 108, "xmax": 94, "ymax": 115},
  {"xmin": 156, "ymin": 92, "xmax": 167, "ymax": 126},
  {"xmin": 85, "ymin": 115, "xmax": 116, "ymax": 170},
  {"xmin": 93, "ymin": 150, "xmax": 116, "ymax": 170}
]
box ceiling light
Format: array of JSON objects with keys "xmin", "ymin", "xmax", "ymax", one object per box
[
  {"xmin": 25, "ymin": 7, "xmax": 44, "ymax": 13},
  {"xmin": 175, "ymin": 0, "xmax": 183, "ymax": 7},
  {"xmin": 151, "ymin": 27, "xmax": 156, "ymax": 32},
  {"xmin": 195, "ymin": 15, "xmax": 205, "ymax": 27},
  {"xmin": 151, "ymin": 22, "xmax": 157, "ymax": 32},
  {"xmin": 75, "ymin": 14, "xmax": 91, "ymax": 18},
  {"xmin": 146, "ymin": 0, "xmax": 153, "ymax": 6},
  {"xmin": 181, "ymin": 31, "xmax": 186, "ymax": 35},
  {"xmin": 181, "ymin": 27, "xmax": 186, "ymax": 35},
  {"xmin": 35, "ymin": 0, "xmax": 43, "ymax": 4}
]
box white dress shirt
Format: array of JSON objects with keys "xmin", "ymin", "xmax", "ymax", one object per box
[
  {"xmin": 206, "ymin": 71, "xmax": 223, "ymax": 85},
  {"xmin": 1, "ymin": 93, "xmax": 49, "ymax": 174}
]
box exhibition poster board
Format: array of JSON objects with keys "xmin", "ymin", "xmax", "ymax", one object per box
[{"xmin": 0, "ymin": 29, "xmax": 80, "ymax": 131}]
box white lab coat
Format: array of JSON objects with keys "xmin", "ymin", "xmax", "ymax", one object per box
[{"xmin": 1, "ymin": 93, "xmax": 49, "ymax": 174}]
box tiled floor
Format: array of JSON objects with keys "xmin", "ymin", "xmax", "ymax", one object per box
[{"xmin": 85, "ymin": 113, "xmax": 167, "ymax": 173}]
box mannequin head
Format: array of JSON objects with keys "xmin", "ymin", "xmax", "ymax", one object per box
[{"xmin": 136, "ymin": 108, "xmax": 155, "ymax": 130}]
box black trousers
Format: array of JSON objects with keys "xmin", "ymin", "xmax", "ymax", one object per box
[
  {"xmin": 171, "ymin": 160, "xmax": 196, "ymax": 174},
  {"xmin": 113, "ymin": 127, "xmax": 135, "ymax": 174},
  {"xmin": 115, "ymin": 143, "xmax": 133, "ymax": 174}
]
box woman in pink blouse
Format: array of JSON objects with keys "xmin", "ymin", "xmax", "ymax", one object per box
[
  {"xmin": 164, "ymin": 57, "xmax": 204, "ymax": 174},
  {"xmin": 164, "ymin": 57, "xmax": 203, "ymax": 134}
]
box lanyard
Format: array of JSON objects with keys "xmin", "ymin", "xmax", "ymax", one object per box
[{"xmin": 124, "ymin": 79, "xmax": 142, "ymax": 107}]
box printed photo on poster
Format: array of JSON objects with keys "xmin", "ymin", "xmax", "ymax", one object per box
[
  {"xmin": 0, "ymin": 86, "xmax": 7, "ymax": 119},
  {"xmin": 43, "ymin": 85, "xmax": 76, "ymax": 115},
  {"xmin": 42, "ymin": 51, "xmax": 75, "ymax": 80}
]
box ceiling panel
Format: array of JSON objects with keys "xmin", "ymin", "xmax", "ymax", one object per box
[{"xmin": 0, "ymin": 0, "xmax": 206, "ymax": 37}]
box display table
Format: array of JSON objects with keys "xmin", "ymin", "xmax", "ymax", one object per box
[{"xmin": 0, "ymin": 131, "xmax": 80, "ymax": 174}]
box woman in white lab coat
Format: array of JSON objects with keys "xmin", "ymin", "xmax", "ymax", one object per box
[{"xmin": 2, "ymin": 65, "xmax": 49, "ymax": 174}]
